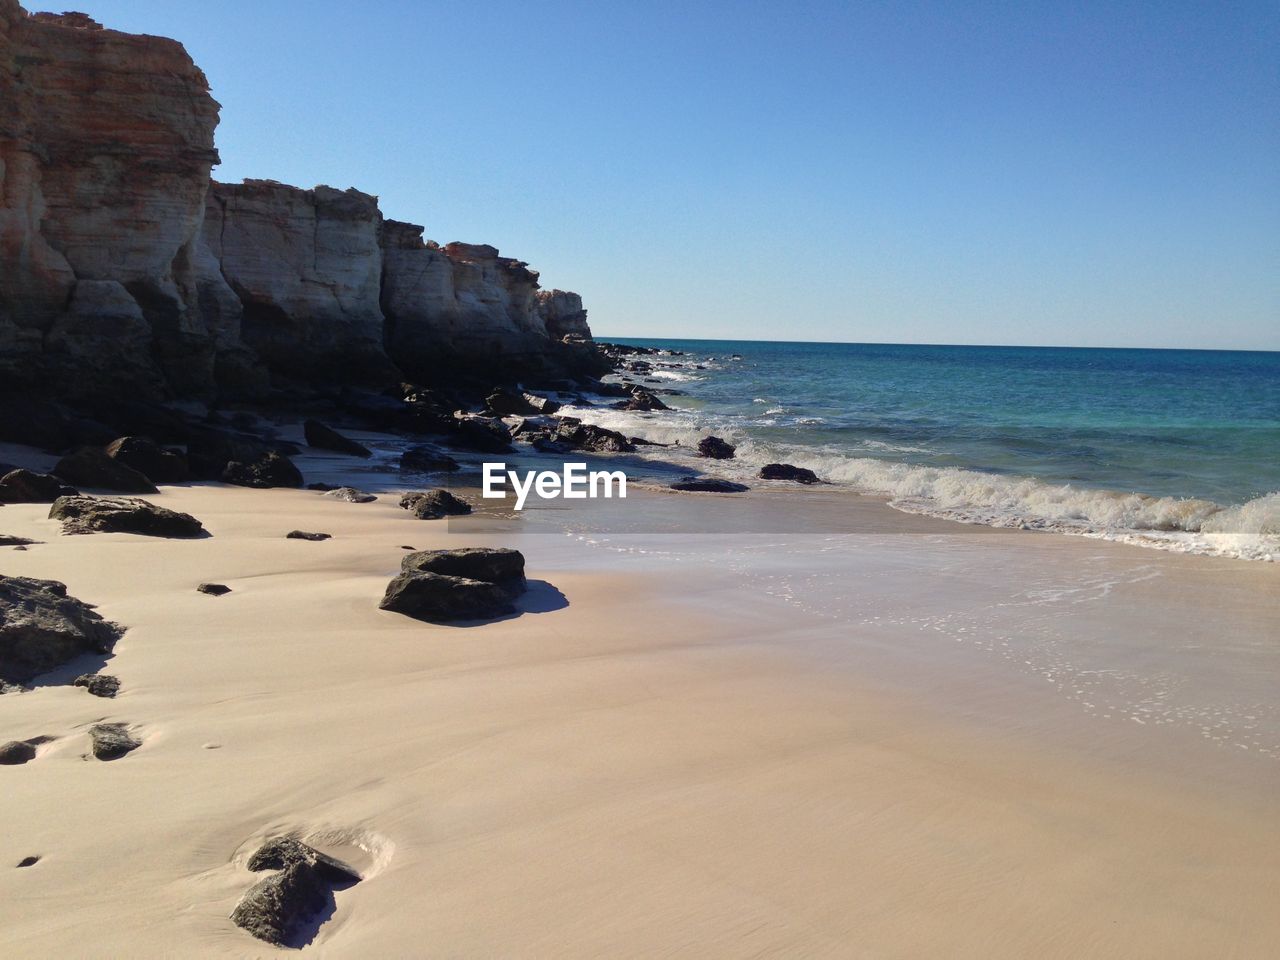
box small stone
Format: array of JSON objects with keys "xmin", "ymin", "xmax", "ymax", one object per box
[
  {"xmin": 73, "ymin": 673, "xmax": 121, "ymax": 698},
  {"xmin": 285, "ymin": 531, "xmax": 331, "ymax": 541},
  {"xmin": 322, "ymin": 487, "xmax": 376, "ymax": 503},
  {"xmin": 197, "ymin": 583, "xmax": 232, "ymax": 596},
  {"xmin": 88, "ymin": 722, "xmax": 141, "ymax": 761},
  {"xmin": 16, "ymin": 856, "xmax": 39, "ymax": 868}
]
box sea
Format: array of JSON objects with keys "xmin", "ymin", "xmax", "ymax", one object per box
[{"xmin": 558, "ymin": 340, "xmax": 1280, "ymax": 561}]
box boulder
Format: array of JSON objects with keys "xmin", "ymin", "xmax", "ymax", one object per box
[
  {"xmin": 670, "ymin": 477, "xmax": 750, "ymax": 493},
  {"xmin": 400, "ymin": 445, "xmax": 460, "ymax": 473},
  {"xmin": 185, "ymin": 427, "xmax": 276, "ymax": 479},
  {"xmin": 247, "ymin": 838, "xmax": 361, "ymax": 886},
  {"xmin": 0, "ymin": 740, "xmax": 38, "ymax": 765},
  {"xmin": 484, "ymin": 388, "xmax": 539, "ymax": 417},
  {"xmin": 53, "ymin": 448, "xmax": 158, "ymax": 493},
  {"xmin": 697, "ymin": 436, "xmax": 736, "ymax": 460},
  {"xmin": 0, "ymin": 576, "xmax": 123, "ymax": 685},
  {"xmin": 222, "ymin": 452, "xmax": 303, "ymax": 489},
  {"xmin": 523, "ymin": 393, "xmax": 561, "ymax": 415},
  {"xmin": 399, "ymin": 489, "xmax": 472, "ymax": 520},
  {"xmin": 449, "ymin": 417, "xmax": 513, "ymax": 454},
  {"xmin": 759, "ymin": 463, "xmax": 820, "ymax": 484},
  {"xmin": 104, "ymin": 437, "xmax": 188, "ymax": 483},
  {"xmin": 554, "ymin": 418, "xmax": 635, "ymax": 453},
  {"xmin": 401, "ymin": 548, "xmax": 525, "ymax": 594},
  {"xmin": 73, "ymin": 673, "xmax": 121, "ymax": 697},
  {"xmin": 322, "ymin": 487, "xmax": 376, "ymax": 503},
  {"xmin": 197, "ymin": 583, "xmax": 232, "ymax": 596},
  {"xmin": 379, "ymin": 571, "xmax": 516, "ymax": 623},
  {"xmin": 286, "ymin": 530, "xmax": 331, "ymax": 541},
  {"xmin": 88, "ymin": 723, "xmax": 141, "ymax": 761},
  {"xmin": 232, "ymin": 837, "xmax": 360, "ymax": 944},
  {"xmin": 303, "ymin": 419, "xmax": 371, "ymax": 458},
  {"xmin": 0, "ymin": 469, "xmax": 77, "ymax": 503},
  {"xmin": 48, "ymin": 495, "xmax": 207, "ymax": 537}
]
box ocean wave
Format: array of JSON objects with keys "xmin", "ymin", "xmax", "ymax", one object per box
[{"xmin": 556, "ymin": 403, "xmax": 1279, "ymax": 562}]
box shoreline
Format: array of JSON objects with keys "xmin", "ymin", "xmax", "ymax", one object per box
[{"xmin": 3, "ymin": 435, "xmax": 1278, "ymax": 956}]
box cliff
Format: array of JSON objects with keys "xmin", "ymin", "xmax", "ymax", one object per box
[{"xmin": 0, "ymin": 1, "xmax": 600, "ymax": 403}]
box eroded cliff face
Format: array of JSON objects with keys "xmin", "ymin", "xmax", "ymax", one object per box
[{"xmin": 0, "ymin": 1, "xmax": 598, "ymax": 402}]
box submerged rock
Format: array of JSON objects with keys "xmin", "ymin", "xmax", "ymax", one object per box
[
  {"xmin": 399, "ymin": 490, "xmax": 472, "ymax": 520},
  {"xmin": 696, "ymin": 436, "xmax": 736, "ymax": 460},
  {"xmin": 73, "ymin": 673, "xmax": 121, "ymax": 697},
  {"xmin": 54, "ymin": 448, "xmax": 158, "ymax": 493},
  {"xmin": 759, "ymin": 463, "xmax": 820, "ymax": 484},
  {"xmin": 88, "ymin": 722, "xmax": 141, "ymax": 761},
  {"xmin": 0, "ymin": 576, "xmax": 123, "ymax": 685},
  {"xmin": 554, "ymin": 418, "xmax": 635, "ymax": 453},
  {"xmin": 49, "ymin": 495, "xmax": 206, "ymax": 537},
  {"xmin": 670, "ymin": 477, "xmax": 750, "ymax": 493},
  {"xmin": 303, "ymin": 420, "xmax": 371, "ymax": 458}
]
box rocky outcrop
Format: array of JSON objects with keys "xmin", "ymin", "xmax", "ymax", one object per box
[{"xmin": 1, "ymin": 2, "xmax": 604, "ymax": 406}]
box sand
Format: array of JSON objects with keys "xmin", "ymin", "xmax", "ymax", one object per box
[{"xmin": 2, "ymin": 451, "xmax": 1278, "ymax": 958}]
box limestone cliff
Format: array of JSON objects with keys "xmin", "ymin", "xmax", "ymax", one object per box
[{"xmin": 0, "ymin": 1, "xmax": 599, "ymax": 403}]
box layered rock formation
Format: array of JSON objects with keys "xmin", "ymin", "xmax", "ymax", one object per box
[{"xmin": 0, "ymin": 1, "xmax": 600, "ymax": 404}]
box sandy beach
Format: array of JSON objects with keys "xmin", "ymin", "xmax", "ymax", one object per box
[{"xmin": 3, "ymin": 437, "xmax": 1278, "ymax": 959}]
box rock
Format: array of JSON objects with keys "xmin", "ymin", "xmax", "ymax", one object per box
[
  {"xmin": 88, "ymin": 722, "xmax": 141, "ymax": 761},
  {"xmin": 17, "ymin": 856, "xmax": 40, "ymax": 868},
  {"xmin": 449, "ymin": 416, "xmax": 513, "ymax": 454},
  {"xmin": 104, "ymin": 437, "xmax": 188, "ymax": 484},
  {"xmin": 49, "ymin": 495, "xmax": 206, "ymax": 537},
  {"xmin": 759, "ymin": 463, "xmax": 820, "ymax": 484},
  {"xmin": 0, "ymin": 469, "xmax": 77, "ymax": 504},
  {"xmin": 185, "ymin": 426, "xmax": 277, "ymax": 479},
  {"xmin": 554, "ymin": 418, "xmax": 635, "ymax": 453},
  {"xmin": 379, "ymin": 572, "xmax": 516, "ymax": 623},
  {"xmin": 306, "ymin": 482, "xmax": 336, "ymax": 491},
  {"xmin": 322, "ymin": 487, "xmax": 376, "ymax": 503},
  {"xmin": 399, "ymin": 490, "xmax": 472, "ymax": 520},
  {"xmin": 400, "ymin": 445, "xmax": 460, "ymax": 473},
  {"xmin": 0, "ymin": 740, "xmax": 37, "ymax": 765},
  {"xmin": 1, "ymin": 535, "xmax": 37, "ymax": 547},
  {"xmin": 73, "ymin": 673, "xmax": 121, "ymax": 697},
  {"xmin": 401, "ymin": 548, "xmax": 525, "ymax": 594},
  {"xmin": 303, "ymin": 419, "xmax": 371, "ymax": 458},
  {"xmin": 246, "ymin": 837, "xmax": 361, "ymax": 886},
  {"xmin": 523, "ymin": 393, "xmax": 561, "ymax": 415},
  {"xmin": 531, "ymin": 436, "xmax": 573, "ymax": 454},
  {"xmin": 231, "ymin": 861, "xmax": 327, "ymax": 946},
  {"xmin": 670, "ymin": 477, "xmax": 750, "ymax": 493},
  {"xmin": 697, "ymin": 436, "xmax": 736, "ymax": 460},
  {"xmin": 0, "ymin": 576, "xmax": 123, "ymax": 685},
  {"xmin": 53, "ymin": 448, "xmax": 158, "ymax": 493},
  {"xmin": 197, "ymin": 583, "xmax": 232, "ymax": 596},
  {"xmin": 484, "ymin": 388, "xmax": 539, "ymax": 417},
  {"xmin": 286, "ymin": 530, "xmax": 331, "ymax": 541},
  {"xmin": 222, "ymin": 452, "xmax": 303, "ymax": 489}
]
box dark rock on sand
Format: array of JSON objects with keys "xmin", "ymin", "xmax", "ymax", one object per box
[
  {"xmin": 286, "ymin": 530, "xmax": 331, "ymax": 541},
  {"xmin": 222, "ymin": 452, "xmax": 304, "ymax": 489},
  {"xmin": 380, "ymin": 571, "xmax": 516, "ymax": 622},
  {"xmin": 400, "ymin": 445, "xmax": 460, "ymax": 473},
  {"xmin": 0, "ymin": 740, "xmax": 38, "ymax": 765},
  {"xmin": 197, "ymin": 583, "xmax": 232, "ymax": 596},
  {"xmin": 322, "ymin": 487, "xmax": 377, "ymax": 504},
  {"xmin": 88, "ymin": 722, "xmax": 141, "ymax": 761},
  {"xmin": 232, "ymin": 838, "xmax": 361, "ymax": 945},
  {"xmin": 1, "ymin": 535, "xmax": 37, "ymax": 547},
  {"xmin": 49, "ymin": 495, "xmax": 206, "ymax": 538},
  {"xmin": 697, "ymin": 436, "xmax": 736, "ymax": 460},
  {"xmin": 104, "ymin": 437, "xmax": 189, "ymax": 484},
  {"xmin": 0, "ymin": 469, "xmax": 78, "ymax": 504},
  {"xmin": 54, "ymin": 448, "xmax": 158, "ymax": 493},
  {"xmin": 303, "ymin": 420, "xmax": 372, "ymax": 458},
  {"xmin": 74, "ymin": 673, "xmax": 121, "ymax": 697},
  {"xmin": 399, "ymin": 490, "xmax": 472, "ymax": 520},
  {"xmin": 0, "ymin": 576, "xmax": 123, "ymax": 685},
  {"xmin": 401, "ymin": 548, "xmax": 526, "ymax": 594},
  {"xmin": 759, "ymin": 463, "xmax": 821, "ymax": 484},
  {"xmin": 670, "ymin": 477, "xmax": 750, "ymax": 493},
  {"xmin": 17, "ymin": 856, "xmax": 40, "ymax": 868}
]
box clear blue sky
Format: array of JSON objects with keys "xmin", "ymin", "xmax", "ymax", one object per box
[{"xmin": 71, "ymin": 0, "xmax": 1279, "ymax": 349}]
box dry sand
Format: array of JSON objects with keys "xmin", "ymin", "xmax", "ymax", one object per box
[{"xmin": 2, "ymin": 455, "xmax": 1278, "ymax": 958}]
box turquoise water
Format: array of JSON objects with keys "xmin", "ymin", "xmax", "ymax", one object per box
[{"xmin": 569, "ymin": 340, "xmax": 1280, "ymax": 559}]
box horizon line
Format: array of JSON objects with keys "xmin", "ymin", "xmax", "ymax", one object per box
[{"xmin": 592, "ymin": 335, "xmax": 1280, "ymax": 355}]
